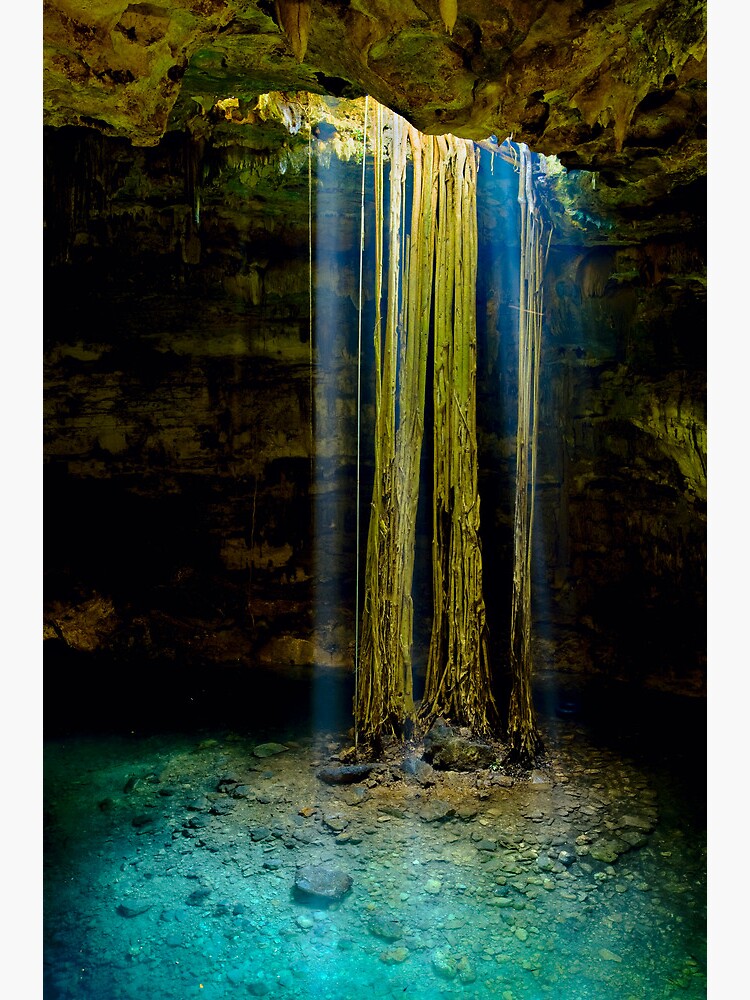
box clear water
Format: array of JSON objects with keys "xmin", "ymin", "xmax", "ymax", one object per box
[{"xmin": 43, "ymin": 685, "xmax": 706, "ymax": 1000}]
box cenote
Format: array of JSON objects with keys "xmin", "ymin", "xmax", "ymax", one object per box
[{"xmin": 42, "ymin": 3, "xmax": 707, "ymax": 999}]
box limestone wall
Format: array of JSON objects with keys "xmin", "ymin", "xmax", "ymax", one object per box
[{"xmin": 43, "ymin": 128, "xmax": 706, "ymax": 700}]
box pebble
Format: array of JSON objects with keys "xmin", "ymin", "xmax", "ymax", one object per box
[
  {"xmin": 323, "ymin": 813, "xmax": 349, "ymax": 831},
  {"xmin": 369, "ymin": 913, "xmax": 403, "ymax": 940},
  {"xmin": 185, "ymin": 887, "xmax": 212, "ymax": 906},
  {"xmin": 187, "ymin": 814, "xmax": 211, "ymax": 829},
  {"xmin": 379, "ymin": 946, "xmax": 409, "ymax": 964},
  {"xmin": 418, "ymin": 799, "xmax": 455, "ymax": 823},
  {"xmin": 46, "ymin": 710, "xmax": 693, "ymax": 1000},
  {"xmin": 253, "ymin": 743, "xmax": 288, "ymax": 759},
  {"xmin": 599, "ymin": 948, "xmax": 622, "ymax": 963},
  {"xmin": 116, "ymin": 899, "xmax": 152, "ymax": 918},
  {"xmin": 432, "ymin": 949, "xmax": 457, "ymax": 980},
  {"xmin": 131, "ymin": 813, "xmax": 155, "ymax": 828},
  {"xmin": 247, "ymin": 980, "xmax": 271, "ymax": 996}
]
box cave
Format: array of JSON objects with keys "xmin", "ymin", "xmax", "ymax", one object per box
[{"xmin": 41, "ymin": 3, "xmax": 708, "ymax": 999}]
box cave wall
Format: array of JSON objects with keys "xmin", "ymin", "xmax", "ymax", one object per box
[
  {"xmin": 43, "ymin": 126, "xmax": 706, "ymax": 713},
  {"xmin": 476, "ymin": 235, "xmax": 706, "ymax": 694}
]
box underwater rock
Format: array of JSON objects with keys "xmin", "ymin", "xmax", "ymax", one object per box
[
  {"xmin": 456, "ymin": 955, "xmax": 476, "ymax": 984},
  {"xmin": 316, "ymin": 764, "xmax": 375, "ymax": 784},
  {"xmin": 422, "ymin": 719, "xmax": 496, "ymax": 771},
  {"xmin": 131, "ymin": 813, "xmax": 155, "ymax": 828},
  {"xmin": 619, "ymin": 813, "xmax": 656, "ymax": 832},
  {"xmin": 369, "ymin": 913, "xmax": 403, "ymax": 941},
  {"xmin": 530, "ymin": 769, "xmax": 552, "ymax": 785},
  {"xmin": 185, "ymin": 887, "xmax": 212, "ymax": 906},
  {"xmin": 294, "ymin": 864, "xmax": 353, "ymax": 902},
  {"xmin": 490, "ymin": 773, "xmax": 514, "ymax": 787},
  {"xmin": 379, "ymin": 804, "xmax": 408, "ymax": 819},
  {"xmin": 253, "ymin": 742, "xmax": 289, "ymax": 759},
  {"xmin": 418, "ymin": 799, "xmax": 454, "ymax": 823},
  {"xmin": 557, "ymin": 849, "xmax": 576, "ymax": 867},
  {"xmin": 230, "ymin": 784, "xmax": 254, "ymax": 799},
  {"xmin": 217, "ymin": 772, "xmax": 242, "ymax": 787},
  {"xmin": 618, "ymin": 829, "xmax": 649, "ymax": 848},
  {"xmin": 187, "ymin": 814, "xmax": 211, "ymax": 829},
  {"xmin": 379, "ymin": 946, "xmax": 409, "ymax": 963},
  {"xmin": 476, "ymin": 839, "xmax": 497, "ymax": 852},
  {"xmin": 589, "ymin": 838, "xmax": 629, "ymax": 863},
  {"xmin": 247, "ymin": 980, "xmax": 272, "ymax": 996},
  {"xmin": 322, "ymin": 813, "xmax": 349, "ymax": 832},
  {"xmin": 432, "ymin": 948, "xmax": 457, "ymax": 979},
  {"xmin": 210, "ymin": 798, "xmax": 236, "ymax": 815},
  {"xmin": 116, "ymin": 899, "xmax": 152, "ymax": 918},
  {"xmin": 402, "ymin": 756, "xmax": 436, "ymax": 785}
]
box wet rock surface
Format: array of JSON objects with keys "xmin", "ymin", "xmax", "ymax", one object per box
[
  {"xmin": 423, "ymin": 718, "xmax": 497, "ymax": 771},
  {"xmin": 317, "ymin": 764, "xmax": 376, "ymax": 785},
  {"xmin": 44, "ymin": 710, "xmax": 706, "ymax": 999},
  {"xmin": 294, "ymin": 865, "xmax": 353, "ymax": 903}
]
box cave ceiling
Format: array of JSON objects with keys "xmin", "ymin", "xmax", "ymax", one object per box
[{"xmin": 43, "ymin": 0, "xmax": 707, "ymax": 238}]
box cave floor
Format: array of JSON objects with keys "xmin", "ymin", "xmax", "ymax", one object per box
[{"xmin": 43, "ymin": 702, "xmax": 706, "ymax": 1000}]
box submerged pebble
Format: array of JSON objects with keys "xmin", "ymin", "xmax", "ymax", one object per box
[{"xmin": 43, "ymin": 723, "xmax": 705, "ymax": 1000}]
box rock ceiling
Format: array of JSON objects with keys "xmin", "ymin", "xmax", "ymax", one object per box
[{"xmin": 43, "ymin": 0, "xmax": 707, "ymax": 233}]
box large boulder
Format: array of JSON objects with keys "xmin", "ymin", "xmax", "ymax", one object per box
[{"xmin": 422, "ymin": 718, "xmax": 496, "ymax": 771}]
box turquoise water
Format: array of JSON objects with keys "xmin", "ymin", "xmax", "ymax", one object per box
[{"xmin": 43, "ymin": 692, "xmax": 706, "ymax": 1000}]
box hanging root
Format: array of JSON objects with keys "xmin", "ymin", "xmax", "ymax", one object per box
[
  {"xmin": 506, "ymin": 142, "xmax": 547, "ymax": 767},
  {"xmin": 419, "ymin": 132, "xmax": 498, "ymax": 737}
]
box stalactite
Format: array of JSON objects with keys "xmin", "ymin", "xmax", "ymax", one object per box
[
  {"xmin": 439, "ymin": 0, "xmax": 458, "ymax": 35},
  {"xmin": 274, "ymin": 0, "xmax": 311, "ymax": 63},
  {"xmin": 184, "ymin": 132, "xmax": 205, "ymax": 226},
  {"xmin": 506, "ymin": 142, "xmax": 547, "ymax": 766},
  {"xmin": 419, "ymin": 136, "xmax": 498, "ymax": 737}
]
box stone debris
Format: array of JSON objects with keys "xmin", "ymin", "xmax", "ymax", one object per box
[
  {"xmin": 316, "ymin": 764, "xmax": 375, "ymax": 784},
  {"xmin": 44, "ymin": 719, "xmax": 707, "ymax": 1000},
  {"xmin": 253, "ymin": 742, "xmax": 289, "ymax": 759},
  {"xmin": 423, "ymin": 718, "xmax": 497, "ymax": 771},
  {"xmin": 294, "ymin": 865, "xmax": 353, "ymax": 902},
  {"xmin": 116, "ymin": 898, "xmax": 152, "ymax": 918}
]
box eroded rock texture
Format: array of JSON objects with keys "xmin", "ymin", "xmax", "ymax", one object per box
[{"xmin": 44, "ymin": 1, "xmax": 706, "ymax": 222}]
